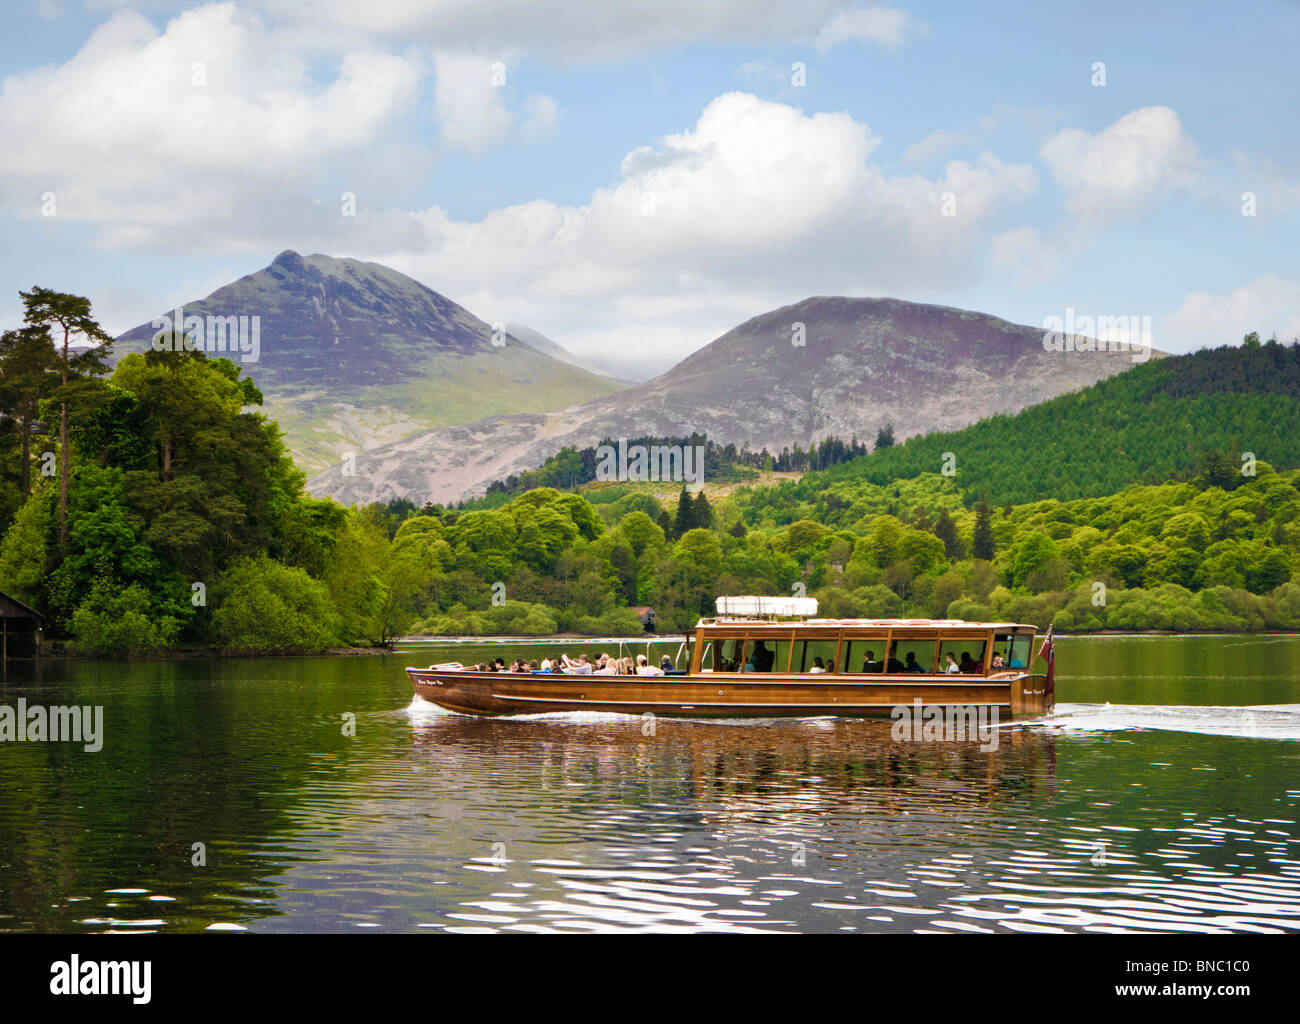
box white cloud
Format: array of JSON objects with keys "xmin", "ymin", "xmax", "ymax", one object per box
[
  {"xmin": 432, "ymin": 52, "xmax": 516, "ymax": 155},
  {"xmin": 1040, "ymin": 106, "xmax": 1204, "ymax": 219},
  {"xmin": 900, "ymin": 129, "xmax": 979, "ymax": 167},
  {"xmin": 990, "ymin": 226, "xmax": 1058, "ymax": 286},
  {"xmin": 376, "ymin": 92, "xmax": 1037, "ymax": 369},
  {"xmin": 254, "ymin": 0, "xmax": 897, "ymax": 63},
  {"xmin": 813, "ymin": 7, "xmax": 912, "ymax": 51},
  {"xmin": 0, "ymin": 4, "xmax": 421, "ymax": 248},
  {"xmin": 1163, "ymin": 274, "xmax": 1300, "ymax": 351}
]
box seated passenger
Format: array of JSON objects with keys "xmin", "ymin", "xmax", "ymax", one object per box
[
  {"xmin": 990, "ymin": 652, "xmax": 1006, "ymax": 670},
  {"xmin": 660, "ymin": 655, "xmax": 675, "ymax": 673},
  {"xmin": 959, "ymin": 652, "xmax": 979, "ymax": 673},
  {"xmin": 904, "ymin": 652, "xmax": 925, "ymax": 673},
  {"xmin": 635, "ymin": 654, "xmax": 663, "ymax": 676},
  {"xmin": 886, "ymin": 653, "xmax": 906, "ymax": 673},
  {"xmin": 861, "ymin": 650, "xmax": 882, "ymax": 673},
  {"xmin": 1008, "ymin": 652, "xmax": 1026, "ymax": 668},
  {"xmin": 943, "ymin": 653, "xmax": 960, "ymax": 674},
  {"xmin": 809, "ymin": 656, "xmax": 826, "ymax": 673},
  {"xmin": 752, "ymin": 640, "xmax": 775, "ymax": 673}
]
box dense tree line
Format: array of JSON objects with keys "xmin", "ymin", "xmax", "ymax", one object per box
[
  {"xmin": 814, "ymin": 335, "xmax": 1300, "ymax": 506},
  {"xmin": 482, "ymin": 432, "xmax": 871, "ymax": 497}
]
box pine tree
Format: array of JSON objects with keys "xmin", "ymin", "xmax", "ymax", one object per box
[
  {"xmin": 692, "ymin": 490, "xmax": 713, "ymax": 530},
  {"xmin": 934, "ymin": 508, "xmax": 965, "ymax": 560},
  {"xmin": 972, "ymin": 495, "xmax": 995, "ymax": 561}
]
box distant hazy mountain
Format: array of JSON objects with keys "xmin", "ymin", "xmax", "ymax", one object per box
[
  {"xmin": 308, "ymin": 295, "xmax": 1158, "ymax": 505},
  {"xmin": 114, "ymin": 251, "xmax": 625, "ymax": 473},
  {"xmin": 505, "ymin": 323, "xmax": 634, "ymax": 383}
]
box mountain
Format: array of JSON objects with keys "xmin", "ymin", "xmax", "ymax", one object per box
[
  {"xmin": 505, "ymin": 323, "xmax": 635, "ymax": 383},
  {"xmin": 113, "ymin": 251, "xmax": 625, "ymax": 473},
  {"xmin": 307, "ymin": 296, "xmax": 1159, "ymax": 505}
]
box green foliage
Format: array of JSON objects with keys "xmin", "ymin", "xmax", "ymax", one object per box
[
  {"xmin": 71, "ymin": 580, "xmax": 180, "ymax": 656},
  {"xmin": 211, "ymin": 556, "xmax": 342, "ymax": 652}
]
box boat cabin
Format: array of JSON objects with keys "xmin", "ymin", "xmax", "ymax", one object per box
[{"xmin": 686, "ymin": 598, "xmax": 1037, "ymax": 677}]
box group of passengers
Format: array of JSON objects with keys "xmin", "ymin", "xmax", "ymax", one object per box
[
  {"xmin": 463, "ymin": 653, "xmax": 676, "ymax": 676},
  {"xmin": 722, "ymin": 642, "xmax": 1025, "ymax": 675}
]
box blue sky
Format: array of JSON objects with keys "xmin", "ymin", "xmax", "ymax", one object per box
[{"xmin": 1, "ymin": 0, "xmax": 1297, "ymax": 377}]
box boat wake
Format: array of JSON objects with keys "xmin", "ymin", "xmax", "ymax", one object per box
[{"xmin": 1033, "ymin": 702, "xmax": 1300, "ymax": 740}]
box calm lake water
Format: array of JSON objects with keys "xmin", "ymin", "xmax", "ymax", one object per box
[{"xmin": 1, "ymin": 635, "xmax": 1298, "ymax": 934}]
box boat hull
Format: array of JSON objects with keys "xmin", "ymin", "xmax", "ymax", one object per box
[{"xmin": 407, "ymin": 668, "xmax": 1054, "ymax": 719}]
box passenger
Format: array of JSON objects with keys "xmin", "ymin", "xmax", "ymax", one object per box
[
  {"xmin": 943, "ymin": 653, "xmax": 960, "ymax": 674},
  {"xmin": 809, "ymin": 657, "xmax": 826, "ymax": 674},
  {"xmin": 904, "ymin": 652, "xmax": 925, "ymax": 673},
  {"xmin": 751, "ymin": 640, "xmax": 775, "ymax": 673},
  {"xmin": 562, "ymin": 653, "xmax": 593, "ymax": 675},
  {"xmin": 494, "ymin": 657, "xmax": 506, "ymax": 672},
  {"xmin": 991, "ymin": 652, "xmax": 1006, "ymax": 670},
  {"xmin": 826, "ymin": 660, "xmax": 836, "ymax": 673},
  {"xmin": 636, "ymin": 654, "xmax": 663, "ymax": 676},
  {"xmin": 593, "ymin": 654, "xmax": 616, "ymax": 675},
  {"xmin": 1008, "ymin": 651, "xmax": 1026, "ymax": 668},
  {"xmin": 660, "ymin": 655, "xmax": 675, "ymax": 673},
  {"xmin": 886, "ymin": 652, "xmax": 906, "ymax": 673},
  {"xmin": 959, "ymin": 652, "xmax": 978, "ymax": 673},
  {"xmin": 862, "ymin": 650, "xmax": 882, "ymax": 673},
  {"xmin": 538, "ymin": 658, "xmax": 554, "ymax": 673}
]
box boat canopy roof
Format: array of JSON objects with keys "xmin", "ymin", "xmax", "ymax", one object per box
[{"xmin": 694, "ymin": 616, "xmax": 1037, "ymax": 632}]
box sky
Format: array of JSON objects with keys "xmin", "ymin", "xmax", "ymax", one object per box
[{"xmin": 1, "ymin": 0, "xmax": 1298, "ymax": 379}]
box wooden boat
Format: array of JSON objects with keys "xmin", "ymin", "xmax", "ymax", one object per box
[{"xmin": 407, "ymin": 596, "xmax": 1055, "ymax": 719}]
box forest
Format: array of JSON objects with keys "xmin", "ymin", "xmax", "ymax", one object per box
[{"xmin": 2, "ymin": 289, "xmax": 1298, "ymax": 654}]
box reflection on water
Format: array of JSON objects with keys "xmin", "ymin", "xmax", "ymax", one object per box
[{"xmin": 0, "ymin": 635, "xmax": 1298, "ymax": 933}]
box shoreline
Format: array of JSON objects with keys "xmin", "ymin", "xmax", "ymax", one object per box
[{"xmin": 20, "ymin": 628, "xmax": 1300, "ymax": 663}]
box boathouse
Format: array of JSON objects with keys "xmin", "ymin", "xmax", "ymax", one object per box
[{"xmin": 0, "ymin": 590, "xmax": 43, "ymax": 659}]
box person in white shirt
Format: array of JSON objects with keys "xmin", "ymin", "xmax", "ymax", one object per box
[
  {"xmin": 561, "ymin": 653, "xmax": 594, "ymax": 675},
  {"xmin": 808, "ymin": 657, "xmax": 826, "ymax": 674},
  {"xmin": 943, "ymin": 653, "xmax": 960, "ymax": 674},
  {"xmin": 635, "ymin": 654, "xmax": 663, "ymax": 676},
  {"xmin": 592, "ymin": 653, "xmax": 616, "ymax": 675}
]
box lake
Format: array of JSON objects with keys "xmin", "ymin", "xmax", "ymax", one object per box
[{"xmin": 1, "ymin": 635, "xmax": 1298, "ymax": 933}]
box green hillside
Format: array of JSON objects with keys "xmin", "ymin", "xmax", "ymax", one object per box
[{"xmin": 808, "ymin": 335, "xmax": 1300, "ymax": 506}]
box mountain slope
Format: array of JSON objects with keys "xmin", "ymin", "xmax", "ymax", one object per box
[
  {"xmin": 114, "ymin": 251, "xmax": 625, "ymax": 473},
  {"xmin": 505, "ymin": 323, "xmax": 633, "ymax": 383},
  {"xmin": 804, "ymin": 336, "xmax": 1300, "ymax": 506},
  {"xmin": 308, "ymin": 296, "xmax": 1155, "ymax": 505}
]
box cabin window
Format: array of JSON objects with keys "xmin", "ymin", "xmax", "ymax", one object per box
[
  {"xmin": 843, "ymin": 639, "xmax": 889, "ymax": 673},
  {"xmin": 741, "ymin": 635, "xmax": 787, "ymax": 673},
  {"xmin": 1006, "ymin": 634, "xmax": 1033, "ymax": 669},
  {"xmin": 886, "ymin": 637, "xmax": 938, "ymax": 673},
  {"xmin": 938, "ymin": 637, "xmax": 988, "ymax": 675},
  {"xmin": 716, "ymin": 637, "xmax": 746, "ymax": 672},
  {"xmin": 793, "ymin": 640, "xmax": 839, "ymax": 674}
]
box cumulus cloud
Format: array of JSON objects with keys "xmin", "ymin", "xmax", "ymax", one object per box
[
  {"xmin": 375, "ymin": 92, "xmax": 1037, "ymax": 368},
  {"xmin": 1163, "ymin": 274, "xmax": 1300, "ymax": 351},
  {"xmin": 1040, "ymin": 106, "xmax": 1204, "ymax": 219},
  {"xmin": 813, "ymin": 7, "xmax": 912, "ymax": 51},
  {"xmin": 0, "ymin": 3, "xmax": 422, "ymax": 248}
]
